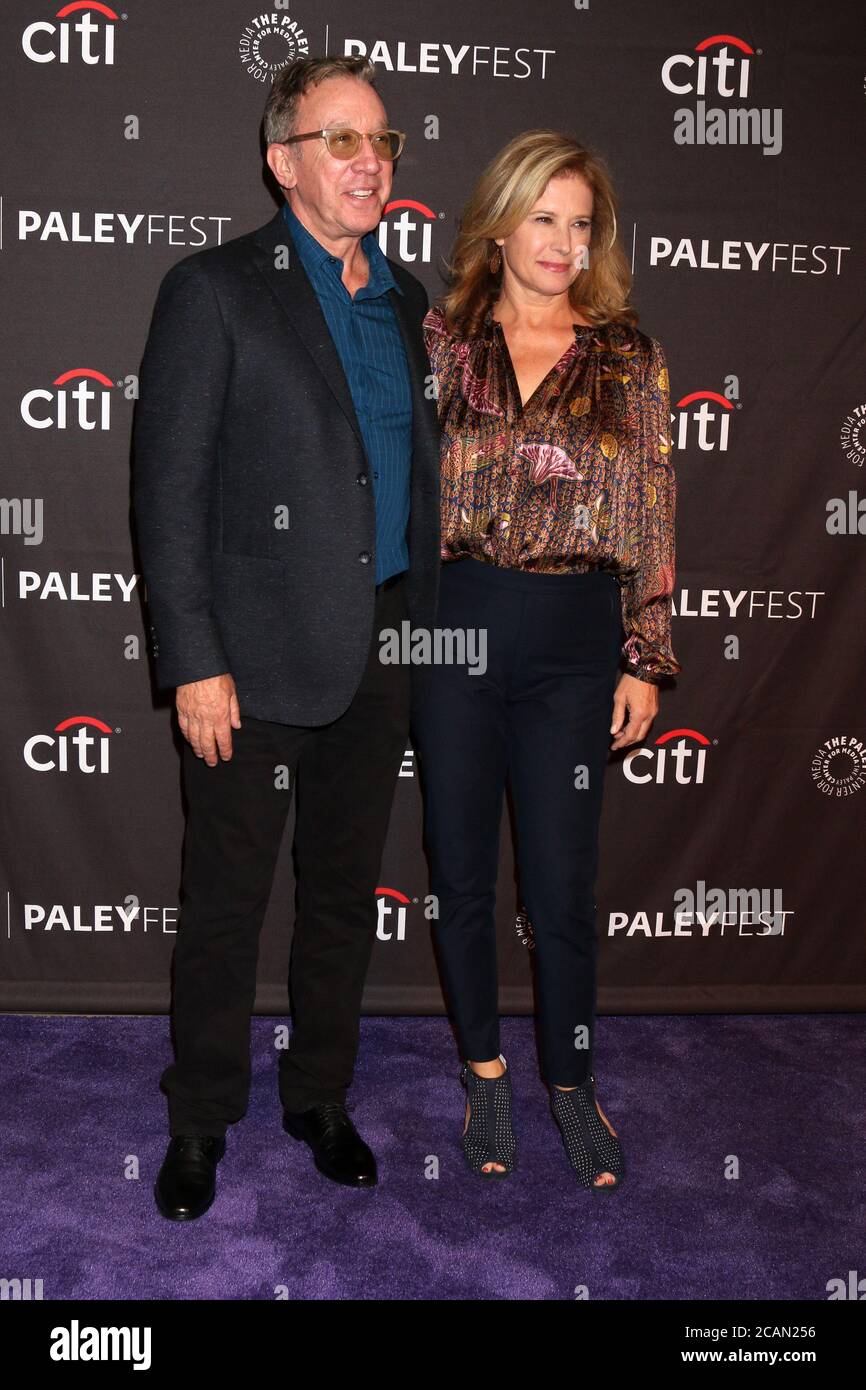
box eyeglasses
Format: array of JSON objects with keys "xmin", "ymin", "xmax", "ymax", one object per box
[{"xmin": 280, "ymin": 128, "xmax": 405, "ymax": 161}]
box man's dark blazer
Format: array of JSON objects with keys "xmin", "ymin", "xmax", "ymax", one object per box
[{"xmin": 131, "ymin": 204, "xmax": 441, "ymax": 726}]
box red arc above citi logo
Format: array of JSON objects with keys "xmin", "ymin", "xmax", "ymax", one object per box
[
  {"xmin": 22, "ymin": 2, "xmax": 119, "ymax": 65},
  {"xmin": 376, "ymin": 199, "xmax": 439, "ymax": 265},
  {"xmin": 24, "ymin": 716, "xmax": 115, "ymax": 773},
  {"xmin": 623, "ymin": 728, "xmax": 713, "ymax": 785},
  {"xmin": 21, "ymin": 368, "xmax": 114, "ymax": 431},
  {"xmin": 375, "ymin": 886, "xmax": 412, "ymax": 941},
  {"xmin": 674, "ymin": 388, "xmax": 735, "ymax": 454},
  {"xmin": 662, "ymin": 34, "xmax": 755, "ymax": 98},
  {"xmin": 660, "ymin": 34, "xmax": 780, "ymax": 156}
]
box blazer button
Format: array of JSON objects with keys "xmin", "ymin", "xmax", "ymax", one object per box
[
  {"xmin": 358, "ymin": 551, "xmax": 371, "ymax": 564},
  {"xmin": 357, "ymin": 473, "xmax": 368, "ymax": 485}
]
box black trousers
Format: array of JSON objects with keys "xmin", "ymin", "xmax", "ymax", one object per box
[
  {"xmin": 161, "ymin": 574, "xmax": 410, "ymax": 1136},
  {"xmin": 412, "ymin": 557, "xmax": 622, "ymax": 1086}
]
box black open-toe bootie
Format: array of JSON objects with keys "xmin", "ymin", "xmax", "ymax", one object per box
[
  {"xmin": 550, "ymin": 1072, "xmax": 625, "ymax": 1192},
  {"xmin": 460, "ymin": 1055, "xmax": 517, "ymax": 1179}
]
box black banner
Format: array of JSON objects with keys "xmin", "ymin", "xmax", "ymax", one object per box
[{"xmin": 2, "ymin": 1, "xmax": 863, "ymax": 1014}]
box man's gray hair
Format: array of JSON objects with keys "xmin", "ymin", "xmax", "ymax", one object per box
[{"xmin": 263, "ymin": 55, "xmax": 379, "ymax": 147}]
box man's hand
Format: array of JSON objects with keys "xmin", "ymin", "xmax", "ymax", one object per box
[
  {"xmin": 176, "ymin": 674, "xmax": 241, "ymax": 765},
  {"xmin": 610, "ymin": 672, "xmax": 659, "ymax": 751}
]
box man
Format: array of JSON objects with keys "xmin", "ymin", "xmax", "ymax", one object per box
[{"xmin": 132, "ymin": 55, "xmax": 440, "ymax": 1220}]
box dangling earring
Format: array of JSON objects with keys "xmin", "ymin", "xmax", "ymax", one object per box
[
  {"xmin": 489, "ymin": 246, "xmax": 502, "ymax": 274},
  {"xmin": 606, "ymin": 209, "xmax": 618, "ymax": 254}
]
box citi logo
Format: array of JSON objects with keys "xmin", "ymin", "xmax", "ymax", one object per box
[
  {"xmin": 661, "ymin": 34, "xmax": 781, "ymax": 156},
  {"xmin": 21, "ymin": 368, "xmax": 114, "ymax": 431},
  {"xmin": 674, "ymin": 389, "xmax": 734, "ymax": 453},
  {"xmin": 22, "ymin": 1, "xmax": 118, "ymax": 66},
  {"xmin": 376, "ymin": 199, "xmax": 438, "ymax": 264},
  {"xmin": 24, "ymin": 716, "xmax": 115, "ymax": 774},
  {"xmin": 662, "ymin": 34, "xmax": 755, "ymax": 98},
  {"xmin": 623, "ymin": 728, "xmax": 712, "ymax": 785},
  {"xmin": 375, "ymin": 886, "xmax": 411, "ymax": 941}
]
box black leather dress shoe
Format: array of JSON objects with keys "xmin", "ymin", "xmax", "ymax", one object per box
[
  {"xmin": 282, "ymin": 1102, "xmax": 377, "ymax": 1188},
  {"xmin": 154, "ymin": 1135, "xmax": 226, "ymax": 1221}
]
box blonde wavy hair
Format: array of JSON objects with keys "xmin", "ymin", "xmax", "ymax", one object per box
[{"xmin": 440, "ymin": 129, "xmax": 638, "ymax": 337}]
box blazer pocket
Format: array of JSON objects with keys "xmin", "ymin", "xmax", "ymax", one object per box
[{"xmin": 210, "ymin": 550, "xmax": 286, "ymax": 686}]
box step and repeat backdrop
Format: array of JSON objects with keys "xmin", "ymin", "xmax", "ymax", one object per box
[{"xmin": 1, "ymin": 1, "xmax": 864, "ymax": 1014}]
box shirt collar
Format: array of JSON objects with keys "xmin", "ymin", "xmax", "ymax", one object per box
[{"xmin": 281, "ymin": 200, "xmax": 402, "ymax": 297}]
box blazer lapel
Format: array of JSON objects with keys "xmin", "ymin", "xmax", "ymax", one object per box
[
  {"xmin": 248, "ymin": 206, "xmax": 438, "ymax": 493},
  {"xmin": 249, "ymin": 207, "xmax": 367, "ymax": 453}
]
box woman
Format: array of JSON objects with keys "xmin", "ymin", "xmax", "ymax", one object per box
[{"xmin": 413, "ymin": 129, "xmax": 681, "ymax": 1190}]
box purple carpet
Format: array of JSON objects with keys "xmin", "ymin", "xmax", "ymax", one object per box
[{"xmin": 2, "ymin": 1013, "xmax": 862, "ymax": 1300}]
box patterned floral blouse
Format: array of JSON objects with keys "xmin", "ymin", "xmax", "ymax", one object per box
[{"xmin": 422, "ymin": 302, "xmax": 681, "ymax": 683}]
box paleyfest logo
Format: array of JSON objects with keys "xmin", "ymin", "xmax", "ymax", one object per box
[
  {"xmin": 238, "ymin": 10, "xmax": 309, "ymax": 82},
  {"xmin": 22, "ymin": 1, "xmax": 119, "ymax": 65}
]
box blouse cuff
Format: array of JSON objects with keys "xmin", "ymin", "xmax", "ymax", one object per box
[
  {"xmin": 623, "ymin": 648, "xmax": 681, "ymax": 683},
  {"xmin": 625, "ymin": 663, "xmax": 660, "ymax": 684}
]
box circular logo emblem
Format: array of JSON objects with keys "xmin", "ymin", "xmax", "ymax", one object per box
[
  {"xmin": 839, "ymin": 405, "xmax": 866, "ymax": 468},
  {"xmin": 238, "ymin": 12, "xmax": 310, "ymax": 83},
  {"xmin": 515, "ymin": 906, "xmax": 536, "ymax": 950},
  {"xmin": 811, "ymin": 736, "xmax": 866, "ymax": 796}
]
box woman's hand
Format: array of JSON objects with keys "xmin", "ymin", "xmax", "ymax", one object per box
[{"xmin": 610, "ymin": 673, "xmax": 659, "ymax": 751}]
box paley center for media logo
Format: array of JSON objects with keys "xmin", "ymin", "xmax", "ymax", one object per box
[
  {"xmin": 828, "ymin": 404, "xmax": 866, "ymax": 532},
  {"xmin": 238, "ymin": 9, "xmax": 310, "ymax": 84},
  {"xmin": 810, "ymin": 736, "xmax": 866, "ymax": 797},
  {"xmin": 661, "ymin": 33, "xmax": 779, "ymax": 154},
  {"xmin": 22, "ymin": 1, "xmax": 119, "ymax": 66},
  {"xmin": 839, "ymin": 403, "xmax": 866, "ymax": 469},
  {"xmin": 24, "ymin": 715, "xmax": 118, "ymax": 774}
]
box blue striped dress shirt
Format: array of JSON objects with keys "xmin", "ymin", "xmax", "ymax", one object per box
[{"xmin": 281, "ymin": 200, "xmax": 412, "ymax": 585}]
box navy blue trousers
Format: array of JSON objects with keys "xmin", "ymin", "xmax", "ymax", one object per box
[{"xmin": 411, "ymin": 556, "xmax": 622, "ymax": 1086}]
